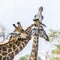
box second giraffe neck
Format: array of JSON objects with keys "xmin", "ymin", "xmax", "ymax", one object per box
[{"xmin": 29, "ymin": 35, "xmax": 39, "ymax": 60}]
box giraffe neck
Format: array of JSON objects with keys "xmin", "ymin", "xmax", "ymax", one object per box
[
  {"xmin": 0, "ymin": 37, "xmax": 30, "ymax": 60},
  {"xmin": 29, "ymin": 35, "xmax": 39, "ymax": 60},
  {"xmin": 25, "ymin": 24, "xmax": 34, "ymax": 33}
]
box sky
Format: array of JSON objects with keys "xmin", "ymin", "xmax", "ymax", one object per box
[{"xmin": 0, "ymin": 0, "xmax": 60, "ymax": 60}]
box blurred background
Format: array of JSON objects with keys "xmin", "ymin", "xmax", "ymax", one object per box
[{"xmin": 0, "ymin": 0, "xmax": 60, "ymax": 60}]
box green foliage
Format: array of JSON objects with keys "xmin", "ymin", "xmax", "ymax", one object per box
[
  {"xmin": 52, "ymin": 44, "xmax": 60, "ymax": 54},
  {"xmin": 48, "ymin": 56, "xmax": 60, "ymax": 60},
  {"xmin": 19, "ymin": 57, "xmax": 26, "ymax": 60},
  {"xmin": 48, "ymin": 29, "xmax": 60, "ymax": 60},
  {"xmin": 53, "ymin": 57, "xmax": 60, "ymax": 60},
  {"xmin": 52, "ymin": 50, "xmax": 60, "ymax": 54},
  {"xmin": 56, "ymin": 45, "xmax": 60, "ymax": 49},
  {"xmin": 37, "ymin": 56, "xmax": 41, "ymax": 60}
]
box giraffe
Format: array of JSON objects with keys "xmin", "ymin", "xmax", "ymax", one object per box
[
  {"xmin": 29, "ymin": 6, "xmax": 49, "ymax": 60},
  {"xmin": 29, "ymin": 18, "xmax": 49, "ymax": 60},
  {"xmin": 0, "ymin": 21, "xmax": 35, "ymax": 60}
]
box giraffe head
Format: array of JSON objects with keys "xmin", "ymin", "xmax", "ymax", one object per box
[
  {"xmin": 31, "ymin": 18, "xmax": 49, "ymax": 41},
  {"xmin": 12, "ymin": 22, "xmax": 29, "ymax": 39},
  {"xmin": 32, "ymin": 13, "xmax": 49, "ymax": 41},
  {"xmin": 31, "ymin": 26, "xmax": 49, "ymax": 41}
]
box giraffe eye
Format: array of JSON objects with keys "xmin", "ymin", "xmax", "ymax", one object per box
[{"xmin": 40, "ymin": 29, "xmax": 43, "ymax": 31}]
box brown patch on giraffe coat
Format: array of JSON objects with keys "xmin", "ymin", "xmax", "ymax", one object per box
[
  {"xmin": 0, "ymin": 55, "xmax": 2, "ymax": 60},
  {"xmin": 8, "ymin": 48, "xmax": 12, "ymax": 53},
  {"xmin": 2, "ymin": 52, "xmax": 7, "ymax": 56},
  {"xmin": 30, "ymin": 54, "xmax": 35, "ymax": 58},
  {"xmin": 0, "ymin": 51, "xmax": 1, "ymax": 53},
  {"xmin": 12, "ymin": 44, "xmax": 17, "ymax": 50},
  {"xmin": 9, "ymin": 43, "xmax": 13, "ymax": 47},
  {"xmin": 0, "ymin": 47, "xmax": 1, "ymax": 50},
  {"xmin": 15, "ymin": 40, "xmax": 21, "ymax": 46},
  {"xmin": 3, "ymin": 57, "xmax": 9, "ymax": 60},
  {"xmin": 33, "ymin": 42, "xmax": 38, "ymax": 49},
  {"xmin": 32, "ymin": 49, "xmax": 36, "ymax": 53},
  {"xmin": 23, "ymin": 40, "xmax": 28, "ymax": 44},
  {"xmin": 15, "ymin": 48, "xmax": 19, "ymax": 55},
  {"xmin": 19, "ymin": 46, "xmax": 23, "ymax": 51},
  {"xmin": 2, "ymin": 46, "xmax": 7, "ymax": 51},
  {"xmin": 8, "ymin": 52, "xmax": 14, "ymax": 59}
]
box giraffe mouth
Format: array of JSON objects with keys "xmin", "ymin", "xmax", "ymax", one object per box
[{"xmin": 44, "ymin": 35, "xmax": 49, "ymax": 41}]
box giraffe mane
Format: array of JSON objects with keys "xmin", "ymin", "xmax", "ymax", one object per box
[{"xmin": 0, "ymin": 38, "xmax": 16, "ymax": 46}]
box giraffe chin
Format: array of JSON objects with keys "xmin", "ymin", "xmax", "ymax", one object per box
[{"xmin": 44, "ymin": 35, "xmax": 49, "ymax": 41}]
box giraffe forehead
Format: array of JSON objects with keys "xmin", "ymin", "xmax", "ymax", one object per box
[{"xmin": 15, "ymin": 31, "xmax": 21, "ymax": 34}]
